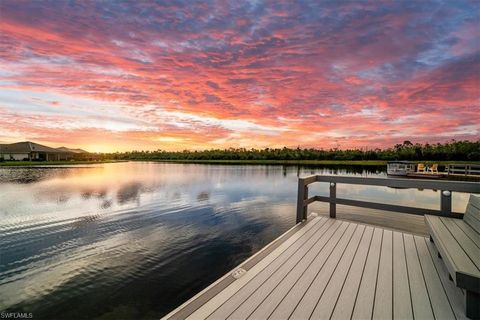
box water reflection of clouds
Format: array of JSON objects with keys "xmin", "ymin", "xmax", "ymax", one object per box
[
  {"xmin": 0, "ymin": 205, "xmax": 191, "ymax": 307},
  {"xmin": 0, "ymin": 222, "xmax": 177, "ymax": 308},
  {"xmin": 0, "ymin": 163, "xmax": 472, "ymax": 229},
  {"xmin": 117, "ymin": 182, "xmax": 143, "ymax": 205},
  {"xmin": 197, "ymin": 191, "xmax": 210, "ymax": 202},
  {"xmin": 0, "ymin": 163, "xmax": 471, "ymax": 232}
]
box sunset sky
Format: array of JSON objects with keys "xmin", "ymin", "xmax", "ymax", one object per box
[{"xmin": 0, "ymin": 1, "xmax": 479, "ymax": 152}]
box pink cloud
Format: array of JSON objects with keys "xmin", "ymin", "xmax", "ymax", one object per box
[{"xmin": 0, "ymin": 1, "xmax": 478, "ymax": 151}]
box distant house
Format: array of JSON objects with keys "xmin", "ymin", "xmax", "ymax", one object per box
[
  {"xmin": 0, "ymin": 141, "xmax": 88, "ymax": 161},
  {"xmin": 56, "ymin": 146, "xmax": 89, "ymax": 155}
]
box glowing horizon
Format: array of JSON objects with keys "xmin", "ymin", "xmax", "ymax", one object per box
[{"xmin": 0, "ymin": 1, "xmax": 479, "ymax": 153}]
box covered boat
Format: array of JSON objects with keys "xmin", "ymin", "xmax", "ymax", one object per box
[{"xmin": 387, "ymin": 161, "xmax": 416, "ymax": 176}]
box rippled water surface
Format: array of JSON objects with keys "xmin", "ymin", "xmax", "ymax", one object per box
[{"xmin": 0, "ymin": 162, "xmax": 470, "ymax": 319}]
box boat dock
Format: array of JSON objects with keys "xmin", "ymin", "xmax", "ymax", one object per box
[
  {"xmin": 406, "ymin": 172, "xmax": 480, "ymax": 182},
  {"xmin": 164, "ymin": 176, "xmax": 480, "ymax": 320},
  {"xmin": 388, "ymin": 162, "xmax": 480, "ymax": 182}
]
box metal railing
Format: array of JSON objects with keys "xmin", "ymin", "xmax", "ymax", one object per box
[
  {"xmin": 446, "ymin": 164, "xmax": 480, "ymax": 176},
  {"xmin": 296, "ymin": 175, "xmax": 480, "ymax": 223}
]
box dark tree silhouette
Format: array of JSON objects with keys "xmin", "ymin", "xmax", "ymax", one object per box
[{"xmin": 102, "ymin": 140, "xmax": 479, "ymax": 162}]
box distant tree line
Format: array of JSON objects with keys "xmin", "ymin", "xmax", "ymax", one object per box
[{"xmin": 103, "ymin": 140, "xmax": 480, "ymax": 161}]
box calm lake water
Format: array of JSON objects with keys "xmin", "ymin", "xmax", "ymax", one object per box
[{"xmin": 0, "ymin": 162, "xmax": 471, "ymax": 319}]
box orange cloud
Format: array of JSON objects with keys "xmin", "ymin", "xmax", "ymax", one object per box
[{"xmin": 0, "ymin": 1, "xmax": 478, "ymax": 151}]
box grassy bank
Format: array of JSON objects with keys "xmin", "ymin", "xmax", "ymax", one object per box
[
  {"xmin": 2, "ymin": 159, "xmax": 478, "ymax": 167},
  {"xmin": 140, "ymin": 159, "xmax": 383, "ymax": 166},
  {"xmin": 0, "ymin": 160, "xmax": 124, "ymax": 166},
  {"xmin": 139, "ymin": 159, "xmax": 480, "ymax": 166}
]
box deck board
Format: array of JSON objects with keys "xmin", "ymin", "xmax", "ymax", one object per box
[
  {"xmin": 213, "ymin": 217, "xmax": 330, "ymax": 319},
  {"xmin": 453, "ymin": 219, "xmax": 480, "ymax": 248},
  {"xmin": 441, "ymin": 217, "xmax": 480, "ymax": 269},
  {"xmin": 267, "ymin": 222, "xmax": 353, "ymax": 319},
  {"xmin": 392, "ymin": 231, "xmax": 413, "ymax": 319},
  {"xmin": 245, "ymin": 219, "xmax": 345, "ymax": 319},
  {"xmin": 210, "ymin": 217, "xmax": 333, "ymax": 319},
  {"xmin": 289, "ymin": 223, "xmax": 361, "ymax": 319},
  {"xmin": 166, "ymin": 216, "xmax": 468, "ymax": 320},
  {"xmin": 350, "ymin": 227, "xmax": 383, "ymax": 319},
  {"xmin": 426, "ymin": 238, "xmax": 468, "ymax": 320},
  {"xmin": 425, "ymin": 215, "xmax": 479, "ymax": 280},
  {"xmin": 414, "ymin": 236, "xmax": 456, "ymax": 319},
  {"xmin": 228, "ymin": 218, "xmax": 339, "ymax": 319},
  {"xmin": 309, "ymin": 225, "xmax": 369, "ymax": 319},
  {"xmin": 372, "ymin": 229, "xmax": 393, "ymax": 320},
  {"xmin": 404, "ymin": 233, "xmax": 434, "ymax": 319},
  {"xmin": 185, "ymin": 217, "xmax": 325, "ymax": 320},
  {"xmin": 329, "ymin": 226, "xmax": 373, "ymax": 319}
]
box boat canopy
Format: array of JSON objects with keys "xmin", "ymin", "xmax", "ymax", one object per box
[{"xmin": 387, "ymin": 161, "xmax": 416, "ymax": 164}]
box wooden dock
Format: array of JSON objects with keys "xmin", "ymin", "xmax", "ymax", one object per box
[
  {"xmin": 406, "ymin": 172, "xmax": 480, "ymax": 182},
  {"xmin": 164, "ymin": 216, "xmax": 468, "ymax": 319},
  {"xmin": 401, "ymin": 163, "xmax": 480, "ymax": 182},
  {"xmin": 164, "ymin": 176, "xmax": 479, "ymax": 319}
]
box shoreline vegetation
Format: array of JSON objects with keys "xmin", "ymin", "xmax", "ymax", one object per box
[
  {"xmin": 1, "ymin": 159, "xmax": 479, "ymax": 167},
  {"xmin": 138, "ymin": 159, "xmax": 480, "ymax": 166},
  {"xmin": 0, "ymin": 160, "xmax": 125, "ymax": 166},
  {"xmin": 0, "ymin": 140, "xmax": 478, "ymax": 167},
  {"xmin": 110, "ymin": 140, "xmax": 479, "ymax": 162}
]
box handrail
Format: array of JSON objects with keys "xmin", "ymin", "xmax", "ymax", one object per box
[
  {"xmin": 296, "ymin": 175, "xmax": 480, "ymax": 223},
  {"xmin": 446, "ymin": 164, "xmax": 480, "ymax": 176}
]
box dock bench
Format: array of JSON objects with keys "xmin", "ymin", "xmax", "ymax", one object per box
[{"xmin": 425, "ymin": 194, "xmax": 480, "ymax": 319}]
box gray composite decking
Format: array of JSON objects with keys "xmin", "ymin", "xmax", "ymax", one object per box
[{"xmin": 164, "ymin": 216, "xmax": 468, "ymax": 319}]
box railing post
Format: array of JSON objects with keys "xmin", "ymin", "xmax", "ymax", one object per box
[
  {"xmin": 296, "ymin": 178, "xmax": 308, "ymax": 223},
  {"xmin": 330, "ymin": 182, "xmax": 336, "ymax": 218},
  {"xmin": 441, "ymin": 190, "xmax": 452, "ymax": 216}
]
